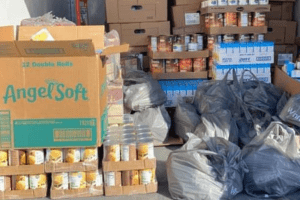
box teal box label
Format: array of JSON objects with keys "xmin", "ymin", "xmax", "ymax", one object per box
[
  {"xmin": 14, "ymin": 118, "xmax": 97, "ymax": 148},
  {"xmin": 101, "ymin": 108, "xmax": 108, "ymax": 142}
]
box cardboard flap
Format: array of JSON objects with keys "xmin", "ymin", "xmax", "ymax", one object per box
[
  {"xmin": 45, "ymin": 160, "xmax": 98, "ymax": 173},
  {"xmin": 0, "ymin": 41, "xmax": 20, "ymax": 57},
  {"xmin": 15, "ymin": 40, "xmax": 95, "ymax": 57},
  {"xmin": 101, "ymin": 44, "xmax": 130, "ymax": 56},
  {"xmin": 273, "ymin": 67, "xmax": 300, "ymax": 95},
  {"xmin": 0, "ymin": 26, "xmax": 15, "ymax": 41}
]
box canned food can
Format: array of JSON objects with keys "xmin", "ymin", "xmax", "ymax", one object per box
[
  {"xmin": 259, "ymin": 0, "xmax": 268, "ymax": 5},
  {"xmin": 239, "ymin": 34, "xmax": 250, "ymax": 42},
  {"xmin": 251, "ymin": 34, "xmax": 264, "ymax": 42},
  {"xmin": 149, "ymin": 36, "xmax": 157, "ymax": 52},
  {"xmin": 184, "ymin": 35, "xmax": 190, "ymax": 51},
  {"xmin": 166, "ymin": 36, "xmax": 173, "ymax": 52},
  {"xmin": 0, "ymin": 151, "xmax": 8, "ymax": 167},
  {"xmin": 224, "ymin": 34, "xmax": 235, "ymax": 43},
  {"xmin": 121, "ymin": 139, "xmax": 137, "ymax": 161},
  {"xmin": 69, "ymin": 172, "xmax": 86, "ymax": 189},
  {"xmin": 188, "ymin": 42, "xmax": 198, "ymax": 52},
  {"xmin": 104, "ymin": 172, "xmax": 115, "ymax": 186},
  {"xmin": 140, "ymin": 169, "xmax": 152, "ymax": 185},
  {"xmin": 52, "ymin": 173, "xmax": 68, "ymax": 190},
  {"xmin": 65, "ymin": 149, "xmax": 81, "ymax": 163},
  {"xmin": 158, "ymin": 35, "xmax": 167, "ymax": 52},
  {"xmin": 197, "ymin": 34, "xmax": 204, "ymax": 51},
  {"xmin": 249, "ymin": 0, "xmax": 258, "ymax": 5},
  {"xmin": 209, "ymin": 57, "xmax": 214, "ymax": 70},
  {"xmin": 86, "ymin": 170, "xmax": 102, "ymax": 187},
  {"xmin": 224, "ymin": 12, "xmax": 237, "ymax": 27},
  {"xmin": 13, "ymin": 175, "xmax": 29, "ymax": 190},
  {"xmin": 130, "ymin": 170, "xmax": 139, "ymax": 186},
  {"xmin": 80, "ymin": 148, "xmax": 98, "ymax": 162},
  {"xmin": 193, "ymin": 58, "xmax": 207, "ymax": 72},
  {"xmin": 29, "ymin": 174, "xmax": 47, "ymax": 189},
  {"xmin": 252, "ymin": 12, "xmax": 265, "ymax": 27},
  {"xmin": 179, "ymin": 59, "xmax": 193, "ymax": 72},
  {"xmin": 228, "ymin": 0, "xmax": 238, "ymax": 5},
  {"xmin": 151, "ymin": 168, "xmax": 156, "ymax": 182},
  {"xmin": 218, "ymin": 0, "xmax": 227, "ymax": 6},
  {"xmin": 122, "ymin": 171, "xmax": 131, "ymax": 186},
  {"xmin": 217, "ymin": 35, "xmax": 223, "ymax": 43},
  {"xmin": 209, "ymin": 14, "xmax": 217, "ymax": 27},
  {"xmin": 238, "ymin": 12, "xmax": 249, "ymax": 27},
  {"xmin": 239, "ymin": 0, "xmax": 248, "ymax": 5},
  {"xmin": 27, "ymin": 150, "xmax": 44, "ymax": 165},
  {"xmin": 216, "ymin": 13, "xmax": 224, "ymax": 27},
  {"xmin": 150, "ymin": 59, "xmax": 165, "ymax": 73},
  {"xmin": 207, "ymin": 35, "xmax": 215, "ymax": 51},
  {"xmin": 205, "ymin": 14, "xmax": 210, "ymax": 28},
  {"xmin": 19, "ymin": 151, "xmax": 26, "ymax": 165},
  {"xmin": 166, "ymin": 59, "xmax": 179, "ymax": 73},
  {"xmin": 0, "ymin": 176, "xmax": 5, "ymax": 191},
  {"xmin": 208, "ymin": 0, "xmax": 218, "ymax": 6},
  {"xmin": 137, "ymin": 138, "xmax": 155, "ymax": 160},
  {"xmin": 46, "ymin": 149, "xmax": 63, "ymax": 163},
  {"xmin": 104, "ymin": 139, "xmax": 121, "ymax": 162}
]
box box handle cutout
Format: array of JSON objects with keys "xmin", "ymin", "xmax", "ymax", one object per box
[
  {"xmin": 134, "ymin": 29, "xmax": 146, "ymax": 34},
  {"xmin": 267, "ymin": 28, "xmax": 273, "ymax": 32},
  {"xmin": 131, "ymin": 5, "xmax": 143, "ymax": 11},
  {"xmin": 236, "ymin": 7, "xmax": 244, "ymax": 12}
]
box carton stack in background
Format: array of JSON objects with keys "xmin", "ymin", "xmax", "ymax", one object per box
[
  {"xmin": 265, "ymin": 0, "xmax": 298, "ymax": 65},
  {"xmin": 172, "ymin": 0, "xmax": 203, "ymax": 35}
]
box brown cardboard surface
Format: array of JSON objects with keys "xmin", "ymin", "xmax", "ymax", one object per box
[
  {"xmin": 273, "ymin": 67, "xmax": 300, "ymax": 95},
  {"xmin": 265, "ymin": 20, "xmax": 297, "ymax": 44},
  {"xmin": 102, "ymin": 44, "xmax": 130, "ymax": 56},
  {"xmin": 0, "ymin": 188, "xmax": 47, "ymax": 199},
  {"xmin": 149, "ymin": 49, "xmax": 209, "ymax": 59},
  {"xmin": 172, "ymin": 4, "xmax": 201, "ymax": 27},
  {"xmin": 50, "ymin": 186, "xmax": 103, "ymax": 199},
  {"xmin": 154, "ymin": 137, "xmax": 184, "ymax": 147},
  {"xmin": 0, "ymin": 164, "xmax": 44, "ymax": 176},
  {"xmin": 104, "ymin": 182, "xmax": 158, "ymax": 196},
  {"xmin": 122, "ymin": 185, "xmax": 146, "ymax": 195},
  {"xmin": 274, "ymin": 45, "xmax": 297, "ymax": 65},
  {"xmin": 126, "ymin": 46, "xmax": 148, "ymax": 53},
  {"xmin": 270, "ymin": 0, "xmax": 295, "ymax": 2},
  {"xmin": 45, "ymin": 160, "xmax": 98, "ymax": 173},
  {"xmin": 18, "ymin": 26, "xmax": 105, "ymax": 51},
  {"xmin": 104, "ymin": 186, "xmax": 123, "ymax": 196},
  {"xmin": 205, "ymin": 26, "xmax": 267, "ymax": 34},
  {"xmin": 109, "ymin": 22, "xmax": 170, "ymax": 47},
  {"xmin": 200, "ymin": 5, "xmax": 270, "ymax": 14},
  {"xmin": 266, "ymin": 3, "xmax": 282, "ymax": 20},
  {"xmin": 282, "ymin": 2, "xmax": 294, "ymax": 20},
  {"xmin": 175, "ymin": 0, "xmax": 202, "ymax": 5},
  {"xmin": 103, "ymin": 159, "xmax": 156, "ymax": 172},
  {"xmin": 152, "ymin": 71, "xmax": 208, "ymax": 79},
  {"xmin": 106, "ymin": 0, "xmax": 167, "ymax": 23},
  {"xmin": 0, "ymin": 26, "xmax": 14, "ymax": 41},
  {"xmin": 172, "ymin": 25, "xmax": 203, "ymax": 35}
]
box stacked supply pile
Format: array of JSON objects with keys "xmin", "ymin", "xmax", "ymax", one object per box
[
  {"xmin": 212, "ymin": 41, "xmax": 274, "ymax": 82},
  {"xmin": 283, "ymin": 61, "xmax": 300, "ymax": 82},
  {"xmin": 200, "ymin": 0, "xmax": 270, "ymax": 76},
  {"xmin": 102, "ymin": 125, "xmax": 157, "ymax": 196},
  {"xmin": 265, "ymin": 0, "xmax": 297, "ymax": 65},
  {"xmin": 172, "ymin": 0, "xmax": 203, "ymax": 35}
]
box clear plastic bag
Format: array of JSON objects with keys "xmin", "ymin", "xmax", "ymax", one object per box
[
  {"xmin": 21, "ymin": 12, "xmax": 75, "ymax": 26},
  {"xmin": 279, "ymin": 94, "xmax": 300, "ymax": 127}
]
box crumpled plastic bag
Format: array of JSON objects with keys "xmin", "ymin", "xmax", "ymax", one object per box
[
  {"xmin": 21, "ymin": 12, "xmax": 75, "ymax": 26},
  {"xmin": 279, "ymin": 94, "xmax": 300, "ymax": 127},
  {"xmin": 167, "ymin": 133, "xmax": 248, "ymax": 200},
  {"xmin": 124, "ymin": 70, "xmax": 167, "ymax": 111},
  {"xmin": 242, "ymin": 121, "xmax": 300, "ymax": 199},
  {"xmin": 174, "ymin": 98, "xmax": 201, "ymax": 142},
  {"xmin": 133, "ymin": 105, "xmax": 171, "ymax": 144}
]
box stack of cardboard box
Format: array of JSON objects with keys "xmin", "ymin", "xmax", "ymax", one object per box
[
  {"xmin": 106, "ymin": 0, "xmax": 170, "ymax": 53},
  {"xmin": 172, "ymin": 0, "xmax": 203, "ymax": 35},
  {"xmin": 265, "ymin": 0, "xmax": 298, "ymax": 65}
]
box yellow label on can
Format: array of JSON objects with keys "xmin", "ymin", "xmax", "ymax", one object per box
[
  {"xmin": 81, "ymin": 148, "xmax": 98, "ymax": 162},
  {"xmin": 52, "ymin": 173, "xmax": 68, "ymax": 190},
  {"xmin": 130, "ymin": 170, "xmax": 139, "ymax": 186},
  {"xmin": 14, "ymin": 175, "xmax": 29, "ymax": 190},
  {"xmin": 19, "ymin": 151, "xmax": 26, "ymax": 165},
  {"xmin": 65, "ymin": 149, "xmax": 81, "ymax": 163},
  {"xmin": 86, "ymin": 170, "xmax": 102, "ymax": 187},
  {"xmin": 29, "ymin": 174, "xmax": 47, "ymax": 189},
  {"xmin": 46, "ymin": 149, "xmax": 63, "ymax": 163},
  {"xmin": 69, "ymin": 172, "xmax": 86, "ymax": 189},
  {"xmin": 27, "ymin": 150, "xmax": 45, "ymax": 165},
  {"xmin": 0, "ymin": 151, "xmax": 8, "ymax": 167}
]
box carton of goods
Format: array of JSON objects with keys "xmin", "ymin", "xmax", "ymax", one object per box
[
  {"xmin": 266, "ymin": 2, "xmax": 294, "ymax": 21},
  {"xmin": 265, "ymin": 20, "xmax": 297, "ymax": 44},
  {"xmin": 50, "ymin": 170, "xmax": 103, "ymax": 199},
  {"xmin": 0, "ymin": 26, "xmax": 129, "ymax": 149},
  {"xmin": 172, "ymin": 4, "xmax": 202, "ymax": 28},
  {"xmin": 274, "ymin": 45, "xmax": 297, "ymax": 65},
  {"xmin": 45, "ymin": 148, "xmax": 98, "ymax": 173},
  {"xmin": 0, "ymin": 174, "xmax": 47, "ymax": 199},
  {"xmin": 106, "ymin": 0, "xmax": 167, "ymax": 23},
  {"xmin": 273, "ymin": 66, "xmax": 300, "ymax": 96},
  {"xmin": 0, "ymin": 150, "xmax": 45, "ymax": 176},
  {"xmin": 102, "ymin": 129, "xmax": 157, "ymax": 196},
  {"xmin": 175, "ymin": 0, "xmax": 202, "ymax": 5}
]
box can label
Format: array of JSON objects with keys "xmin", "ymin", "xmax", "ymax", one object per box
[
  {"xmin": 80, "ymin": 148, "xmax": 98, "ymax": 162},
  {"xmin": 179, "ymin": 59, "xmax": 193, "ymax": 72},
  {"xmin": 184, "ymin": 36, "xmax": 190, "ymax": 51},
  {"xmin": 0, "ymin": 151, "xmax": 8, "ymax": 167},
  {"xmin": 173, "ymin": 44, "xmax": 183, "ymax": 52},
  {"xmin": 185, "ymin": 13, "xmax": 200, "ymax": 26},
  {"xmin": 14, "ymin": 175, "xmax": 29, "ymax": 190},
  {"xmin": 27, "ymin": 150, "xmax": 44, "ymax": 165},
  {"xmin": 46, "ymin": 149, "xmax": 63, "ymax": 163},
  {"xmin": 218, "ymin": 0, "xmax": 228, "ymax": 6},
  {"xmin": 258, "ymin": 34, "xmax": 264, "ymax": 42},
  {"xmin": 259, "ymin": 0, "xmax": 268, "ymax": 5},
  {"xmin": 19, "ymin": 151, "xmax": 26, "ymax": 165},
  {"xmin": 197, "ymin": 35, "xmax": 203, "ymax": 51},
  {"xmin": 130, "ymin": 170, "xmax": 139, "ymax": 186},
  {"xmin": 150, "ymin": 60, "xmax": 164, "ymax": 73},
  {"xmin": 239, "ymin": 0, "xmax": 248, "ymax": 5},
  {"xmin": 121, "ymin": 145, "xmax": 130, "ymax": 161},
  {"xmin": 87, "ymin": 170, "xmax": 102, "ymax": 187},
  {"xmin": 105, "ymin": 144, "xmax": 120, "ymax": 162},
  {"xmin": 228, "ymin": 0, "xmax": 238, "ymax": 5},
  {"xmin": 249, "ymin": 0, "xmax": 258, "ymax": 5},
  {"xmin": 208, "ymin": 0, "xmax": 218, "ymax": 6},
  {"xmin": 193, "ymin": 58, "xmax": 207, "ymax": 72},
  {"xmin": 65, "ymin": 149, "xmax": 81, "ymax": 163},
  {"xmin": 239, "ymin": 12, "xmax": 248, "ymax": 27},
  {"xmin": 140, "ymin": 170, "xmax": 152, "ymax": 185},
  {"xmin": 69, "ymin": 172, "xmax": 86, "ymax": 189},
  {"xmin": 188, "ymin": 43, "xmax": 198, "ymax": 52},
  {"xmin": 29, "ymin": 174, "xmax": 47, "ymax": 189},
  {"xmin": 52, "ymin": 173, "xmax": 68, "ymax": 190},
  {"xmin": 166, "ymin": 60, "xmax": 179, "ymax": 73},
  {"xmin": 151, "ymin": 37, "xmax": 157, "ymax": 52},
  {"xmin": 0, "ymin": 176, "xmax": 4, "ymax": 192},
  {"xmin": 225, "ymin": 12, "xmax": 237, "ymax": 27},
  {"xmin": 105, "ymin": 172, "xmax": 115, "ymax": 186}
]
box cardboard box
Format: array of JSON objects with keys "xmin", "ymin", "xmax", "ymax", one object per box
[
  {"xmin": 152, "ymin": 71, "xmax": 208, "ymax": 80},
  {"xmin": 205, "ymin": 26, "xmax": 268, "ymax": 35},
  {"xmin": 0, "ymin": 165, "xmax": 45, "ymax": 176},
  {"xmin": 105, "ymin": 183, "xmax": 158, "ymax": 196},
  {"xmin": 274, "ymin": 45, "xmax": 297, "ymax": 65},
  {"xmin": 172, "ymin": 4, "xmax": 201, "ymax": 27},
  {"xmin": 265, "ymin": 20, "xmax": 297, "ymax": 44},
  {"xmin": 175, "ymin": 0, "xmax": 202, "ymax": 5},
  {"xmin": 200, "ymin": 5, "xmax": 271, "ymax": 14},
  {"xmin": 0, "ymin": 26, "xmax": 128, "ymax": 149},
  {"xmin": 0, "ymin": 188, "xmax": 47, "ymax": 200},
  {"xmin": 273, "ymin": 67, "xmax": 300, "ymax": 95},
  {"xmin": 172, "ymin": 25, "xmax": 203, "ymax": 35},
  {"xmin": 109, "ymin": 22, "xmax": 170, "ymax": 47},
  {"xmin": 149, "ymin": 49, "xmax": 209, "ymax": 59},
  {"xmin": 50, "ymin": 186, "xmax": 103, "ymax": 199},
  {"xmin": 106, "ymin": 0, "xmax": 167, "ymax": 23},
  {"xmin": 45, "ymin": 160, "xmax": 98, "ymax": 173},
  {"xmin": 266, "ymin": 2, "xmax": 294, "ymax": 21}
]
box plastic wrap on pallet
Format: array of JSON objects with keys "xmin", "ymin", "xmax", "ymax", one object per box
[{"xmin": 21, "ymin": 12, "xmax": 76, "ymax": 26}]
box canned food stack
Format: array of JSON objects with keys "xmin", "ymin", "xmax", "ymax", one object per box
[
  {"xmin": 47, "ymin": 148, "xmax": 104, "ymax": 199},
  {"xmin": 0, "ymin": 150, "xmax": 47, "ymax": 199},
  {"xmin": 103, "ymin": 124, "xmax": 157, "ymax": 196},
  {"xmin": 149, "ymin": 34, "xmax": 209, "ymax": 76}
]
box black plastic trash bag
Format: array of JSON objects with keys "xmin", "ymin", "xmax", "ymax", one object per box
[
  {"xmin": 123, "ymin": 70, "xmax": 167, "ymax": 111},
  {"xmin": 279, "ymin": 94, "xmax": 300, "ymax": 127},
  {"xmin": 167, "ymin": 134, "xmax": 248, "ymax": 200},
  {"xmin": 242, "ymin": 121, "xmax": 300, "ymax": 199},
  {"xmin": 174, "ymin": 98, "xmax": 201, "ymax": 142}
]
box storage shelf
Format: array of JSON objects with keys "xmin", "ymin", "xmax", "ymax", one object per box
[
  {"xmin": 205, "ymin": 26, "xmax": 267, "ymax": 34},
  {"xmin": 149, "ymin": 49, "xmax": 209, "ymax": 59},
  {"xmin": 152, "ymin": 71, "xmax": 208, "ymax": 80},
  {"xmin": 200, "ymin": 5, "xmax": 270, "ymax": 14}
]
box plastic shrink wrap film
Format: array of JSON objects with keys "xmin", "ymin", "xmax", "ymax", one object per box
[
  {"xmin": 242, "ymin": 121, "xmax": 300, "ymax": 199},
  {"xmin": 167, "ymin": 133, "xmax": 248, "ymax": 200},
  {"xmin": 21, "ymin": 12, "xmax": 76, "ymax": 26},
  {"xmin": 124, "ymin": 70, "xmax": 167, "ymax": 111},
  {"xmin": 105, "ymin": 30, "xmax": 121, "ymax": 82},
  {"xmin": 280, "ymin": 94, "xmax": 300, "ymax": 128}
]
